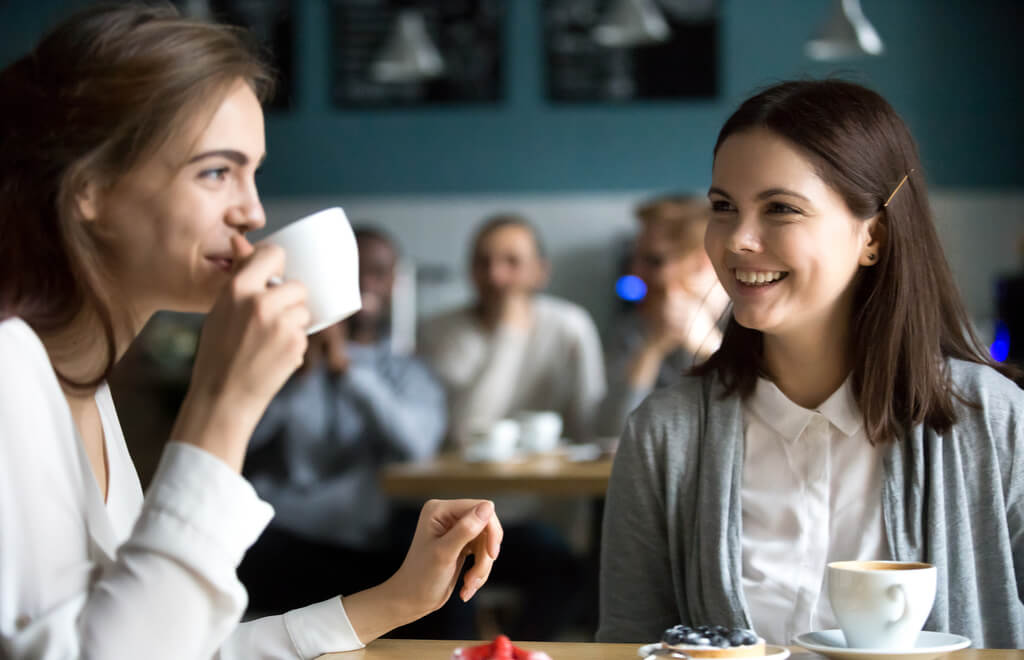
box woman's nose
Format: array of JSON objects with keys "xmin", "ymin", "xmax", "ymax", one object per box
[{"xmin": 726, "ymin": 215, "xmax": 762, "ymax": 253}]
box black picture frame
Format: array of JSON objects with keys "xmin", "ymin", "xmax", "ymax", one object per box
[
  {"xmin": 544, "ymin": 0, "xmax": 718, "ymax": 102},
  {"xmin": 328, "ymin": 0, "xmax": 505, "ymax": 108}
]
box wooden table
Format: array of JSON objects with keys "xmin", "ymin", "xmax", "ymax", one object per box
[
  {"xmin": 319, "ymin": 639, "xmax": 1023, "ymax": 659},
  {"xmin": 381, "ymin": 452, "xmax": 614, "ymax": 498}
]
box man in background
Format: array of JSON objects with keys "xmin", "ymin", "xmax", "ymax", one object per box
[
  {"xmin": 239, "ymin": 226, "xmax": 461, "ymax": 635},
  {"xmin": 419, "ymin": 213, "xmax": 606, "ymax": 448},
  {"xmin": 419, "ymin": 213, "xmax": 605, "ymax": 640}
]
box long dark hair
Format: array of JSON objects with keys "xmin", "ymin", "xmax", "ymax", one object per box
[
  {"xmin": 0, "ymin": 3, "xmax": 273, "ymax": 390},
  {"xmin": 694, "ymin": 79, "xmax": 1018, "ymax": 444}
]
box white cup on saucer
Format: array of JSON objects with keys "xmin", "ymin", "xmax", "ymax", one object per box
[
  {"xmin": 827, "ymin": 560, "xmax": 937, "ymax": 649},
  {"xmin": 515, "ymin": 410, "xmax": 562, "ymax": 454},
  {"xmin": 262, "ymin": 207, "xmax": 362, "ymax": 335},
  {"xmin": 463, "ymin": 419, "xmax": 520, "ymax": 462}
]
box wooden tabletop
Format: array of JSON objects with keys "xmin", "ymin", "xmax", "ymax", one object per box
[
  {"xmin": 380, "ymin": 452, "xmax": 614, "ymax": 498},
  {"xmin": 319, "ymin": 639, "xmax": 1023, "ymax": 659}
]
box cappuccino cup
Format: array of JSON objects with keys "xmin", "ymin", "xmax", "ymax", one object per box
[
  {"xmin": 262, "ymin": 207, "xmax": 362, "ymax": 334},
  {"xmin": 828, "ymin": 560, "xmax": 937, "ymax": 649}
]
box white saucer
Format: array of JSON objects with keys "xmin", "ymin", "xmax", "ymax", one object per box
[
  {"xmin": 637, "ymin": 642, "xmax": 790, "ymax": 659},
  {"xmin": 793, "ymin": 629, "xmax": 970, "ymax": 660}
]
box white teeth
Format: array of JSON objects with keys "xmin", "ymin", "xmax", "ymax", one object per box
[{"xmin": 735, "ymin": 270, "xmax": 786, "ymax": 285}]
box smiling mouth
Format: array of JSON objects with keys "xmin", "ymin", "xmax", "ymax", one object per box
[{"xmin": 733, "ymin": 269, "xmax": 789, "ymax": 286}]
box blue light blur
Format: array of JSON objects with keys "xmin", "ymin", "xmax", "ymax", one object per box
[
  {"xmin": 990, "ymin": 320, "xmax": 1010, "ymax": 363},
  {"xmin": 616, "ymin": 275, "xmax": 647, "ymax": 302}
]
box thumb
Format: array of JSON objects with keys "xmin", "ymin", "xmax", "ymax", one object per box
[{"xmin": 438, "ymin": 501, "xmax": 493, "ymax": 557}]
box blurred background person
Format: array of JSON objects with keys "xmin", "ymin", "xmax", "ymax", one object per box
[
  {"xmin": 418, "ymin": 213, "xmax": 603, "ymax": 640},
  {"xmin": 601, "ymin": 194, "xmax": 730, "ymax": 436},
  {"xmin": 239, "ymin": 227, "xmax": 462, "ymax": 636},
  {"xmin": 419, "ymin": 213, "xmax": 606, "ymax": 448}
]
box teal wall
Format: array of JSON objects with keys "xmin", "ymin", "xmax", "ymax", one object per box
[{"xmin": 3, "ymin": 1, "xmax": 1022, "ymax": 195}]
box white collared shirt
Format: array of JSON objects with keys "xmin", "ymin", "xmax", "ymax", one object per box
[
  {"xmin": 0, "ymin": 318, "xmax": 362, "ymax": 659},
  {"xmin": 740, "ymin": 376, "xmax": 889, "ymax": 645}
]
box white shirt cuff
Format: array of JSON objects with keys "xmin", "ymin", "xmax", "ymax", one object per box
[{"xmin": 283, "ymin": 596, "xmax": 364, "ymax": 656}]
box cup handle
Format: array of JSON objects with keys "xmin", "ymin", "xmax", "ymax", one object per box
[{"xmin": 886, "ymin": 584, "xmax": 910, "ymax": 627}]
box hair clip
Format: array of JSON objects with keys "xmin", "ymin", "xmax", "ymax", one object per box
[{"xmin": 883, "ymin": 170, "xmax": 915, "ymax": 208}]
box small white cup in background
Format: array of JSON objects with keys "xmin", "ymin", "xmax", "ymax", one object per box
[
  {"xmin": 516, "ymin": 411, "xmax": 563, "ymax": 454},
  {"xmin": 261, "ymin": 207, "xmax": 361, "ymax": 334},
  {"xmin": 463, "ymin": 419, "xmax": 520, "ymax": 462},
  {"xmin": 828, "ymin": 560, "xmax": 937, "ymax": 649}
]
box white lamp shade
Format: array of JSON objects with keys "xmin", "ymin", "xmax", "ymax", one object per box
[
  {"xmin": 806, "ymin": 0, "xmax": 884, "ymax": 60},
  {"xmin": 371, "ymin": 10, "xmax": 445, "ymax": 84},
  {"xmin": 592, "ymin": 0, "xmax": 672, "ymax": 48}
]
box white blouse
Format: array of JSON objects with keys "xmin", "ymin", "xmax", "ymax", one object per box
[
  {"xmin": 0, "ymin": 318, "xmax": 362, "ymax": 659},
  {"xmin": 740, "ymin": 376, "xmax": 889, "ymax": 646}
]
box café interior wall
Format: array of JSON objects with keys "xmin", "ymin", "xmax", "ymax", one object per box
[
  {"xmin": 1, "ymin": 1, "xmax": 1021, "ymax": 194},
  {"xmin": 2, "ymin": 1, "xmax": 1021, "ymax": 336}
]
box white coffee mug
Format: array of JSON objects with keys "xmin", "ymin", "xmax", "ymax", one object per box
[
  {"xmin": 516, "ymin": 411, "xmax": 563, "ymax": 453},
  {"xmin": 262, "ymin": 207, "xmax": 362, "ymax": 334},
  {"xmin": 828, "ymin": 560, "xmax": 937, "ymax": 649}
]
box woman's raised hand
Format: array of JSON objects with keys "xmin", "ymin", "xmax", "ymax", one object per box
[
  {"xmin": 171, "ymin": 235, "xmax": 310, "ymax": 472},
  {"xmin": 342, "ymin": 499, "xmax": 504, "ymax": 644}
]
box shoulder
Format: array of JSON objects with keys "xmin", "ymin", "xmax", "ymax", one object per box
[
  {"xmin": 0, "ymin": 317, "xmax": 55, "ymax": 389},
  {"xmin": 419, "ymin": 306, "xmax": 475, "ymax": 339},
  {"xmin": 534, "ymin": 295, "xmax": 599, "ymax": 337},
  {"xmin": 629, "ymin": 374, "xmax": 713, "ymax": 437},
  {"xmin": 947, "ymin": 358, "xmax": 1024, "ymax": 421}
]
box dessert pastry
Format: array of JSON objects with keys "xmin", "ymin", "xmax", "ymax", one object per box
[{"xmin": 659, "ymin": 624, "xmax": 765, "ymax": 658}]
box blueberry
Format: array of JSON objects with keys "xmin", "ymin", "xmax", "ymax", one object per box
[
  {"xmin": 713, "ymin": 625, "xmax": 730, "ymax": 635},
  {"xmin": 663, "ymin": 628, "xmax": 687, "ymax": 645},
  {"xmin": 684, "ymin": 631, "xmax": 704, "ymax": 644},
  {"xmin": 708, "ymin": 634, "xmax": 730, "ymax": 648},
  {"xmin": 693, "ymin": 636, "xmax": 711, "ymax": 646},
  {"xmin": 739, "ymin": 630, "xmax": 758, "ymax": 645},
  {"xmin": 727, "ymin": 630, "xmax": 748, "ymax": 646}
]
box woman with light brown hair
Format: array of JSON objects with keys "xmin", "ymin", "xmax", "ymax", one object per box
[
  {"xmin": 0, "ymin": 5, "xmax": 501, "ymax": 658},
  {"xmin": 600, "ymin": 193, "xmax": 729, "ymax": 435},
  {"xmin": 598, "ymin": 80, "xmax": 1023, "ymax": 648}
]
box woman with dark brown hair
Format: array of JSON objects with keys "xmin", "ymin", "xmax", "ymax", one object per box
[
  {"xmin": 0, "ymin": 5, "xmax": 501, "ymax": 658},
  {"xmin": 598, "ymin": 80, "xmax": 1023, "ymax": 649}
]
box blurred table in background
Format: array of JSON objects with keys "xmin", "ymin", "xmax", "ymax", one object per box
[{"xmin": 380, "ymin": 450, "xmax": 613, "ymax": 499}]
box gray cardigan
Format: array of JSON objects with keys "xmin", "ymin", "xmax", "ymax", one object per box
[{"xmin": 597, "ymin": 359, "xmax": 1024, "ymax": 648}]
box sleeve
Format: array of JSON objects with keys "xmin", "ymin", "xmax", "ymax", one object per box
[
  {"xmin": 596, "ymin": 409, "xmax": 682, "ymax": 643},
  {"xmin": 219, "ymin": 597, "xmax": 362, "ymax": 658},
  {"xmin": 564, "ymin": 310, "xmax": 607, "ymax": 443},
  {"xmin": 1002, "ymin": 383, "xmax": 1024, "ymax": 605},
  {"xmin": 341, "ymin": 358, "xmax": 447, "ymax": 461},
  {"xmin": 0, "ymin": 437, "xmax": 273, "ymax": 659},
  {"xmin": 597, "ymin": 322, "xmax": 652, "ymax": 438}
]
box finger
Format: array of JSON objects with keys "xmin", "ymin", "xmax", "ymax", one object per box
[
  {"xmin": 233, "ymin": 243, "xmax": 287, "ymax": 293},
  {"xmin": 460, "ymin": 542, "xmax": 495, "ymax": 602},
  {"xmin": 485, "ymin": 511, "xmax": 503, "ymax": 560},
  {"xmin": 256, "ymin": 280, "xmax": 309, "ymax": 317},
  {"xmin": 437, "ymin": 501, "xmax": 493, "ymax": 558},
  {"xmin": 230, "ymin": 234, "xmax": 255, "ymax": 265}
]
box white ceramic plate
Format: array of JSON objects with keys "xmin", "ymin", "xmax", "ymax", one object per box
[
  {"xmin": 637, "ymin": 642, "xmax": 790, "ymax": 659},
  {"xmin": 793, "ymin": 629, "xmax": 971, "ymax": 660}
]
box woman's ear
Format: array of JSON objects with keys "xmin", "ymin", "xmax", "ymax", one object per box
[
  {"xmin": 859, "ymin": 213, "xmax": 887, "ymax": 266},
  {"xmin": 72, "ymin": 176, "xmax": 103, "ymax": 223}
]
